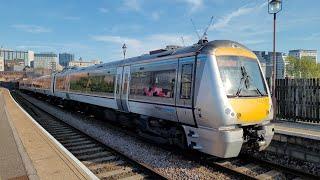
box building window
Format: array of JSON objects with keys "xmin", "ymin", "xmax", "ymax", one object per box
[{"xmin": 180, "ymin": 64, "xmax": 193, "ymax": 99}]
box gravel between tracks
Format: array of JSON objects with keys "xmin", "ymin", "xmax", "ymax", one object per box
[
  {"xmin": 251, "ymin": 151, "xmax": 320, "ymax": 177},
  {"xmin": 20, "ymin": 93, "xmax": 234, "ymax": 180}
]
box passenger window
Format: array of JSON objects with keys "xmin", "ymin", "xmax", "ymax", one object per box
[
  {"xmin": 122, "ymin": 73, "xmax": 129, "ymax": 95},
  {"xmin": 130, "ymin": 69, "xmax": 176, "ymax": 98},
  {"xmin": 180, "ymin": 64, "xmax": 193, "ymax": 99},
  {"xmin": 116, "ymin": 74, "xmax": 121, "ymax": 94},
  {"xmin": 56, "ymin": 76, "xmax": 67, "ymax": 91},
  {"xmin": 69, "ymin": 71, "xmax": 115, "ymax": 95}
]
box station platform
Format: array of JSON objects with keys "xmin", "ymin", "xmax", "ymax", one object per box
[
  {"xmin": 273, "ymin": 120, "xmax": 320, "ymax": 140},
  {"xmin": 0, "ymin": 88, "xmax": 96, "ymax": 180}
]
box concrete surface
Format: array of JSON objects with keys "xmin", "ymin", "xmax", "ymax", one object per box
[
  {"xmin": 0, "ymin": 88, "xmax": 95, "ymax": 180},
  {"xmin": 274, "ymin": 121, "xmax": 320, "ymax": 140},
  {"xmin": 0, "ymin": 89, "xmax": 28, "ymax": 180}
]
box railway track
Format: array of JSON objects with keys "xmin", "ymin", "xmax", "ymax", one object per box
[
  {"xmin": 13, "ymin": 90, "xmax": 319, "ymax": 180},
  {"xmin": 12, "ymin": 91, "xmax": 166, "ymax": 180},
  {"xmin": 205, "ymin": 154, "xmax": 319, "ymax": 179}
]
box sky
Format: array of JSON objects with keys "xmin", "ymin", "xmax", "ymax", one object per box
[{"xmin": 0, "ymin": 0, "xmax": 319, "ymax": 62}]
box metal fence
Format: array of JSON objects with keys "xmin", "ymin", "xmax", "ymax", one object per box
[{"xmin": 276, "ymin": 79, "xmax": 320, "ymax": 123}]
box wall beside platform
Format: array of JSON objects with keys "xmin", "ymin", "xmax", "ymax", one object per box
[{"xmin": 266, "ymin": 133, "xmax": 320, "ymax": 163}]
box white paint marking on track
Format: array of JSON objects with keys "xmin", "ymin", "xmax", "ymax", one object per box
[
  {"xmin": 83, "ymin": 156, "xmax": 117, "ymax": 165},
  {"xmin": 71, "ymin": 147, "xmax": 103, "ymax": 154},
  {"xmin": 89, "ymin": 160, "xmax": 125, "ymax": 171},
  {"xmin": 98, "ymin": 167, "xmax": 133, "ymax": 178},
  {"xmin": 119, "ymin": 173, "xmax": 146, "ymax": 180}
]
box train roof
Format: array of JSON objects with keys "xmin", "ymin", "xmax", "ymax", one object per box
[{"xmin": 56, "ymin": 40, "xmax": 250, "ymax": 76}]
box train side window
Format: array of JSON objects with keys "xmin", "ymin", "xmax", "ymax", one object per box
[
  {"xmin": 180, "ymin": 64, "xmax": 193, "ymax": 99},
  {"xmin": 130, "ymin": 69, "xmax": 176, "ymax": 98},
  {"xmin": 55, "ymin": 76, "xmax": 67, "ymax": 91},
  {"xmin": 69, "ymin": 73, "xmax": 88, "ymax": 93},
  {"xmin": 69, "ymin": 70, "xmax": 115, "ymax": 96},
  {"xmin": 87, "ymin": 74, "xmax": 115, "ymax": 94}
]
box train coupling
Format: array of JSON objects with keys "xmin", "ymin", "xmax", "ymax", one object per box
[{"xmin": 242, "ymin": 123, "xmax": 274, "ymax": 151}]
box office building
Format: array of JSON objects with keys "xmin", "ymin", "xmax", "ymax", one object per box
[
  {"xmin": 289, "ymin": 49, "xmax": 318, "ymax": 63},
  {"xmin": 0, "ymin": 56, "xmax": 4, "ymax": 71},
  {"xmin": 28, "ymin": 50, "xmax": 34, "ymax": 67},
  {"xmin": 68, "ymin": 58, "xmax": 101, "ymax": 68},
  {"xmin": 34, "ymin": 52, "xmax": 58, "ymax": 73},
  {"xmin": 254, "ymin": 51, "xmax": 287, "ymax": 87},
  {"xmin": 0, "ymin": 48, "xmax": 33, "ymax": 71},
  {"xmin": 59, "ymin": 53, "xmax": 74, "ymax": 67}
]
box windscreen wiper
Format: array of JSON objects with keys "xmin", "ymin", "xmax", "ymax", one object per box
[
  {"xmin": 236, "ymin": 66, "xmax": 250, "ymax": 96},
  {"xmin": 255, "ymin": 88, "xmax": 264, "ymax": 96}
]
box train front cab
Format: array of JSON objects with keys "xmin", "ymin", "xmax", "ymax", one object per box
[{"xmin": 183, "ymin": 44, "xmax": 274, "ymax": 158}]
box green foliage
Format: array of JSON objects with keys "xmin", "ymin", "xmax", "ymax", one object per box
[{"xmin": 286, "ymin": 56, "xmax": 320, "ymax": 78}]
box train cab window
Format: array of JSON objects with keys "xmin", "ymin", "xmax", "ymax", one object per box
[
  {"xmin": 217, "ymin": 56, "xmax": 268, "ymax": 97},
  {"xmin": 180, "ymin": 64, "xmax": 193, "ymax": 99}
]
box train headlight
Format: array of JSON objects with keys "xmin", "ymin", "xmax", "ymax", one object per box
[
  {"xmin": 236, "ymin": 113, "xmax": 241, "ymax": 119},
  {"xmin": 225, "ymin": 108, "xmax": 231, "ymax": 115}
]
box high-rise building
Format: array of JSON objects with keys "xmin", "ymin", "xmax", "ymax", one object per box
[
  {"xmin": 34, "ymin": 52, "xmax": 58, "ymax": 73},
  {"xmin": 253, "ymin": 51, "xmax": 287, "ymax": 87},
  {"xmin": 0, "ymin": 48, "xmax": 30, "ymax": 71},
  {"xmin": 0, "ymin": 56, "xmax": 4, "ymax": 71},
  {"xmin": 289, "ymin": 49, "xmax": 318, "ymax": 63},
  {"xmin": 59, "ymin": 53, "xmax": 74, "ymax": 67},
  {"xmin": 27, "ymin": 50, "xmax": 34, "ymax": 67}
]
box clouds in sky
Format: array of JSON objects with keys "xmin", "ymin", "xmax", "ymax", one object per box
[
  {"xmin": 184, "ymin": 0, "xmax": 203, "ymax": 13},
  {"xmin": 12, "ymin": 24, "xmax": 51, "ymax": 33},
  {"xmin": 98, "ymin": 8, "xmax": 109, "ymax": 13},
  {"xmin": 122, "ymin": 0, "xmax": 141, "ymax": 12},
  {"xmin": 5, "ymin": 0, "xmax": 319, "ymax": 61},
  {"xmin": 210, "ymin": 2, "xmax": 267, "ymax": 31},
  {"xmin": 91, "ymin": 33, "xmax": 195, "ymax": 58}
]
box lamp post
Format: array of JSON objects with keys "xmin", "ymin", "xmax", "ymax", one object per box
[
  {"xmin": 268, "ymin": 0, "xmax": 282, "ymax": 118},
  {"xmin": 122, "ymin": 43, "xmax": 127, "ymax": 60}
]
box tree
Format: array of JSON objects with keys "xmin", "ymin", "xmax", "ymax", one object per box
[{"xmin": 286, "ymin": 56, "xmax": 320, "ymax": 78}]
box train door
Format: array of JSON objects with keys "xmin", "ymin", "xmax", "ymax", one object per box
[
  {"xmin": 115, "ymin": 66, "xmax": 130, "ymax": 112},
  {"xmin": 121, "ymin": 66, "xmax": 130, "ymax": 112},
  {"xmin": 116, "ymin": 67, "xmax": 123, "ymax": 110},
  {"xmin": 176, "ymin": 57, "xmax": 196, "ymax": 125},
  {"xmin": 52, "ymin": 75, "xmax": 56, "ymax": 95}
]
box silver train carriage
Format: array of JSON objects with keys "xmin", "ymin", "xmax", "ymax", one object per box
[{"xmin": 19, "ymin": 40, "xmax": 274, "ymax": 158}]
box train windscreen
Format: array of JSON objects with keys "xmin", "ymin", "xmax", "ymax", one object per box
[{"xmin": 216, "ymin": 56, "xmax": 268, "ymax": 97}]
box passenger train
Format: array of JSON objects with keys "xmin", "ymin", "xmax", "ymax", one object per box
[{"xmin": 19, "ymin": 40, "xmax": 274, "ymax": 158}]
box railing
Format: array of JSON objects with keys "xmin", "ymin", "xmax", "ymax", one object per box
[{"xmin": 276, "ymin": 78, "xmax": 320, "ymax": 123}]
